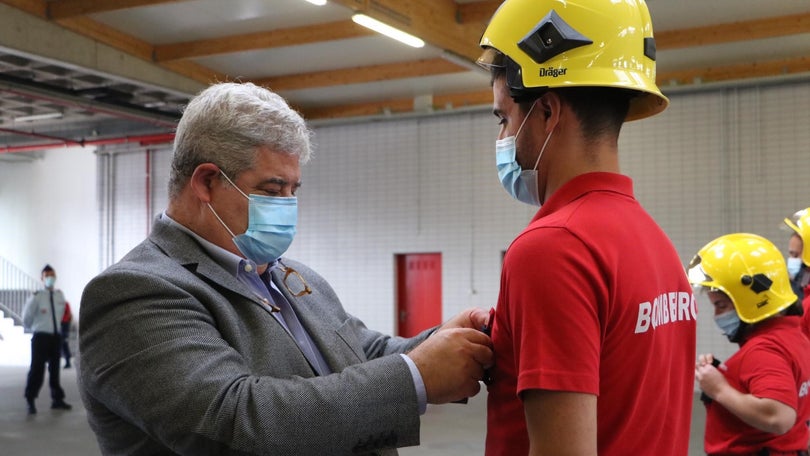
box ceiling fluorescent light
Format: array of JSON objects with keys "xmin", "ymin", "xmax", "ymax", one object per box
[
  {"xmin": 352, "ymin": 14, "xmax": 425, "ymax": 48},
  {"xmin": 304, "ymin": 0, "xmax": 327, "ymax": 5},
  {"xmin": 14, "ymin": 112, "xmax": 63, "ymax": 122}
]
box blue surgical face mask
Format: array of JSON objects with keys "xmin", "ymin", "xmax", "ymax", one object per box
[
  {"xmin": 496, "ymin": 101, "xmax": 554, "ymax": 206},
  {"xmin": 788, "ymin": 257, "xmax": 803, "ymax": 280},
  {"xmin": 714, "ymin": 309, "xmax": 741, "ymax": 339},
  {"xmin": 208, "ymin": 171, "xmax": 297, "ymax": 265},
  {"xmin": 43, "ymin": 276, "xmax": 56, "ymax": 289}
]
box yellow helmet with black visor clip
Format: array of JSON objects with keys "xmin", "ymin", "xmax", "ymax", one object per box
[
  {"xmin": 784, "ymin": 208, "xmax": 810, "ymax": 266},
  {"xmin": 687, "ymin": 233, "xmax": 798, "ymax": 325},
  {"xmin": 477, "ymin": 0, "xmax": 669, "ymax": 121}
]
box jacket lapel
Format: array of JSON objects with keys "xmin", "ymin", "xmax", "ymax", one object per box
[
  {"xmin": 269, "ymin": 266, "xmax": 364, "ymax": 371},
  {"xmin": 150, "ymin": 216, "xmax": 363, "ymax": 373},
  {"xmin": 149, "ymin": 216, "xmax": 270, "ymax": 309}
]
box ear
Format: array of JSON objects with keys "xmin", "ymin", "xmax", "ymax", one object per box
[
  {"xmin": 538, "ymin": 92, "xmax": 562, "ymax": 133},
  {"xmin": 189, "ymin": 163, "xmax": 221, "ymax": 204}
]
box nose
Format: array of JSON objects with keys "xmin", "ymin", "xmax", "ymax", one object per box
[{"xmin": 281, "ymin": 186, "xmax": 296, "ymax": 198}]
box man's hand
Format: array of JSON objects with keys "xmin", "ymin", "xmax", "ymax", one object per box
[
  {"xmin": 438, "ymin": 307, "xmax": 491, "ymax": 332},
  {"xmin": 407, "ymin": 327, "xmax": 493, "ymax": 404}
]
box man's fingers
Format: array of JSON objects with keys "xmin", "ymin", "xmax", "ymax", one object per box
[
  {"xmin": 457, "ymin": 327, "xmax": 492, "ymax": 345},
  {"xmin": 470, "ymin": 342, "xmax": 494, "ymax": 369},
  {"xmin": 467, "ymin": 308, "xmax": 491, "ymax": 330}
]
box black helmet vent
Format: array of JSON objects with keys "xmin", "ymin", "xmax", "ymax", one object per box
[
  {"xmin": 517, "ymin": 10, "xmax": 592, "ymax": 64},
  {"xmin": 742, "ymin": 273, "xmax": 773, "ymax": 294}
]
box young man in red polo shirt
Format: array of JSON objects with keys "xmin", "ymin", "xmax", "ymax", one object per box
[
  {"xmin": 784, "ymin": 208, "xmax": 810, "ymax": 338},
  {"xmin": 477, "ymin": 0, "xmax": 696, "ymax": 454},
  {"xmin": 690, "ymin": 233, "xmax": 810, "ymax": 456}
]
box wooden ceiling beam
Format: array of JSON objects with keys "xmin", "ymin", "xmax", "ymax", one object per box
[
  {"xmin": 0, "ymin": 0, "xmax": 221, "ymax": 84},
  {"xmin": 153, "ymin": 20, "xmax": 374, "ymax": 62},
  {"xmin": 302, "ymin": 55, "xmax": 810, "ymax": 121},
  {"xmin": 0, "ymin": 0, "xmax": 47, "ymax": 16},
  {"xmin": 657, "ymin": 12, "xmax": 810, "ymax": 50},
  {"xmin": 658, "ymin": 56, "xmax": 810, "ymax": 86},
  {"xmin": 455, "ymin": 0, "xmax": 499, "ymax": 24},
  {"xmin": 53, "ymin": 16, "xmax": 224, "ymax": 84},
  {"xmin": 300, "ymin": 97, "xmax": 415, "ymax": 120},
  {"xmin": 299, "ymin": 87, "xmax": 492, "ymax": 120},
  {"xmin": 256, "ymin": 58, "xmax": 467, "ymax": 91},
  {"xmin": 4, "ymin": 0, "xmax": 810, "ymax": 123},
  {"xmin": 55, "ymin": 16, "xmax": 154, "ymax": 60},
  {"xmin": 434, "ymin": 89, "xmax": 492, "ymax": 109},
  {"xmin": 47, "ymin": 0, "xmax": 183, "ymax": 19}
]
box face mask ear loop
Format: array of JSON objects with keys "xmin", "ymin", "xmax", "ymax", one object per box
[
  {"xmin": 219, "ymin": 170, "xmax": 251, "ymax": 200},
  {"xmin": 514, "ymin": 100, "xmax": 538, "ymax": 140},
  {"xmin": 210, "ymin": 169, "xmax": 248, "ymax": 238},
  {"xmin": 532, "ymin": 129, "xmax": 554, "ymax": 171},
  {"xmin": 207, "ymin": 203, "xmax": 238, "ymax": 238}
]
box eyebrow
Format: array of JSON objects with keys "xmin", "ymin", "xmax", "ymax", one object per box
[{"xmin": 260, "ymin": 177, "xmax": 302, "ymax": 189}]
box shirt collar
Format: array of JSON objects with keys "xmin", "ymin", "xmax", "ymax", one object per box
[
  {"xmin": 533, "ymin": 172, "xmax": 633, "ymax": 222},
  {"xmin": 160, "ymin": 212, "xmax": 278, "ymax": 277},
  {"xmin": 743, "ymin": 315, "xmax": 801, "ymax": 343}
]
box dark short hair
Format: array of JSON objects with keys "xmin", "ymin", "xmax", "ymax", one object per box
[
  {"xmin": 42, "ymin": 264, "xmax": 54, "ymax": 274},
  {"xmin": 491, "ymin": 58, "xmax": 634, "ymax": 143},
  {"xmin": 554, "ymin": 87, "xmax": 633, "ymax": 142}
]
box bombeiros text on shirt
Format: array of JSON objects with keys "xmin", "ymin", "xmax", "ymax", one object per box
[{"xmin": 634, "ymin": 291, "xmax": 697, "ymax": 334}]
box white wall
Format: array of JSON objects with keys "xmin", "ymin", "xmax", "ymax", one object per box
[
  {"xmin": 290, "ymin": 114, "xmax": 532, "ymax": 334},
  {"xmin": 293, "ymin": 81, "xmax": 810, "ymax": 361},
  {"xmin": 4, "ymin": 79, "xmax": 810, "ymax": 366},
  {"xmin": 0, "ymin": 147, "xmax": 98, "ymax": 309}
]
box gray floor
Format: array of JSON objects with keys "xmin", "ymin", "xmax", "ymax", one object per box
[
  {"xmin": 0, "ymin": 362, "xmax": 100, "ymax": 455},
  {"xmin": 406, "ymin": 390, "xmax": 707, "ymax": 455},
  {"xmin": 0, "ymin": 359, "xmax": 707, "ymax": 455}
]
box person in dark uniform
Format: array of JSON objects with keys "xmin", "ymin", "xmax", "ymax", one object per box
[{"xmin": 22, "ymin": 264, "xmax": 72, "ymax": 414}]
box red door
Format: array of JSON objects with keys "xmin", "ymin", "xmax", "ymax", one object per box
[{"xmin": 396, "ymin": 253, "xmax": 442, "ymax": 337}]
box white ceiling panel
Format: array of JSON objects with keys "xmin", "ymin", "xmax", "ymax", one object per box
[
  {"xmin": 90, "ymin": 0, "xmax": 351, "ymax": 44},
  {"xmin": 195, "ymin": 36, "xmax": 443, "ymax": 78},
  {"xmin": 1, "ymin": 0, "xmax": 809, "ymax": 153},
  {"xmin": 286, "ymin": 71, "xmax": 492, "ymax": 107}
]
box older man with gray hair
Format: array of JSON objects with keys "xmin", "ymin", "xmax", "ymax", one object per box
[{"xmin": 79, "ymin": 82, "xmax": 493, "ymax": 456}]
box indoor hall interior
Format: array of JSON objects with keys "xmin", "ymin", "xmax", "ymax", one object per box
[{"xmin": 1, "ymin": 1, "xmax": 810, "ymax": 455}]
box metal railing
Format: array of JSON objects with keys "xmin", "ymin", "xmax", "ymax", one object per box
[{"xmin": 0, "ymin": 257, "xmax": 39, "ymax": 322}]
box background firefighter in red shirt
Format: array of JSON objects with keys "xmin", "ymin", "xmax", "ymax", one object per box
[
  {"xmin": 689, "ymin": 233, "xmax": 810, "ymax": 456},
  {"xmin": 784, "ymin": 207, "xmax": 810, "ymax": 338}
]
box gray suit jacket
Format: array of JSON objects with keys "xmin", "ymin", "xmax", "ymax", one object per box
[{"xmin": 79, "ymin": 217, "xmax": 432, "ymax": 455}]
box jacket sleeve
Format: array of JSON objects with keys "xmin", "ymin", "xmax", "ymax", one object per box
[
  {"xmin": 21, "ymin": 293, "xmax": 37, "ymax": 330},
  {"xmin": 79, "ymin": 264, "xmax": 421, "ymax": 456}
]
